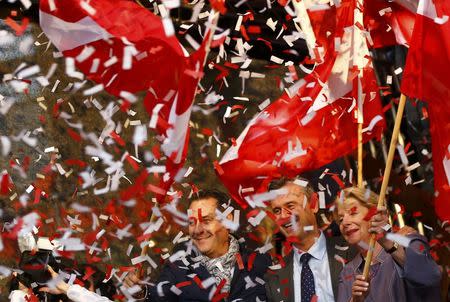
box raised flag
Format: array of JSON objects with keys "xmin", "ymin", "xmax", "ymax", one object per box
[
  {"xmin": 39, "ymin": 0, "xmax": 187, "ymax": 98},
  {"xmin": 365, "ymin": 0, "xmax": 416, "ymax": 48},
  {"xmin": 143, "ymin": 34, "xmax": 210, "ymax": 199},
  {"xmin": 401, "ymin": 0, "xmax": 450, "ymax": 222},
  {"xmin": 305, "ymin": 0, "xmax": 415, "ymax": 50},
  {"xmin": 39, "ymin": 0, "xmax": 213, "ymax": 201},
  {"xmin": 218, "ymin": 1, "xmax": 385, "ymax": 206}
]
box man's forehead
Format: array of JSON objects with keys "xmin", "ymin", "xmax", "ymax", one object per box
[
  {"xmin": 188, "ymin": 197, "xmax": 218, "ymax": 215},
  {"xmin": 272, "ymin": 183, "xmax": 306, "ymax": 202}
]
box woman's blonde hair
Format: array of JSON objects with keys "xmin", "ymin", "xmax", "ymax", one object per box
[{"xmin": 338, "ymin": 187, "xmax": 380, "ymax": 209}]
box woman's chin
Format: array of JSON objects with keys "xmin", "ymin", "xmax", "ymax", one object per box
[{"xmin": 345, "ymin": 235, "xmax": 362, "ymax": 246}]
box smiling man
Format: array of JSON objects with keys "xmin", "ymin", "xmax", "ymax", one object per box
[
  {"xmin": 188, "ymin": 192, "xmax": 232, "ymax": 259},
  {"xmin": 265, "ymin": 177, "xmax": 356, "ymax": 302},
  {"xmin": 124, "ymin": 189, "xmax": 271, "ymax": 302}
]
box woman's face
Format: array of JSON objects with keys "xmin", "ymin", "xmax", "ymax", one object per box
[{"xmin": 337, "ymin": 197, "xmax": 371, "ymax": 245}]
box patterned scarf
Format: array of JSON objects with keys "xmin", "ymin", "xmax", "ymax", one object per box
[{"xmin": 196, "ymin": 235, "xmax": 239, "ymax": 293}]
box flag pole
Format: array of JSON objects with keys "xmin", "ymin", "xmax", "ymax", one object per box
[
  {"xmin": 353, "ymin": 0, "xmax": 365, "ymax": 188},
  {"xmin": 357, "ymin": 77, "xmax": 364, "ymax": 188},
  {"xmin": 362, "ymin": 93, "xmax": 407, "ymax": 278}
]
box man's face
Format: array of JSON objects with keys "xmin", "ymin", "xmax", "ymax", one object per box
[
  {"xmin": 188, "ymin": 197, "xmax": 230, "ymax": 258},
  {"xmin": 270, "ymin": 183, "xmax": 318, "ymax": 239}
]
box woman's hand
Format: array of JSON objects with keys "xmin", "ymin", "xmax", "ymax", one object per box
[
  {"xmin": 39, "ymin": 266, "xmax": 70, "ymax": 295},
  {"xmin": 351, "ymin": 274, "xmax": 370, "ymax": 302},
  {"xmin": 368, "ymin": 206, "xmax": 395, "ymax": 250},
  {"xmin": 368, "ymin": 206, "xmax": 389, "ymax": 235}
]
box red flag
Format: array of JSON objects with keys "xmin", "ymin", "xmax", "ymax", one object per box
[
  {"xmin": 218, "ymin": 1, "xmax": 385, "ymax": 206},
  {"xmin": 143, "ymin": 37, "xmax": 209, "ymax": 199},
  {"xmin": 40, "ymin": 0, "xmax": 213, "ymax": 201},
  {"xmin": 402, "ymin": 0, "xmax": 450, "ymax": 222},
  {"xmin": 365, "ymin": 0, "xmax": 416, "ymax": 48},
  {"xmin": 307, "ymin": 0, "xmax": 415, "ymax": 50},
  {"xmin": 39, "ymin": 0, "xmax": 186, "ymax": 97}
]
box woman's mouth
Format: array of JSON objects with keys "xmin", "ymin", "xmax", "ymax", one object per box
[{"xmin": 345, "ymin": 229, "xmax": 358, "ymax": 236}]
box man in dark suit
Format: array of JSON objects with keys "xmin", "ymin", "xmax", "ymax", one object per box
[
  {"xmin": 265, "ymin": 177, "xmax": 356, "ymax": 302},
  {"xmin": 125, "ymin": 189, "xmax": 271, "ymax": 302}
]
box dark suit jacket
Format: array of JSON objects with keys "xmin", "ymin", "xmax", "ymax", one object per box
[
  {"xmin": 146, "ymin": 241, "xmax": 271, "ymax": 302},
  {"xmin": 265, "ymin": 235, "xmax": 357, "ymax": 302}
]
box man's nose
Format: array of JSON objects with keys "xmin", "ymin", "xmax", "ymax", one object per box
[
  {"xmin": 193, "ymin": 220, "xmax": 205, "ymax": 233},
  {"xmin": 280, "ymin": 208, "xmax": 291, "ymax": 218}
]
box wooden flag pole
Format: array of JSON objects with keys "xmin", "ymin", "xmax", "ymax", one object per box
[
  {"xmin": 353, "ymin": 0, "xmax": 365, "ymax": 188},
  {"xmin": 357, "ymin": 122, "xmax": 364, "ymax": 187},
  {"xmin": 357, "ymin": 75, "xmax": 364, "ymax": 188},
  {"xmin": 362, "ymin": 93, "xmax": 407, "ymax": 278}
]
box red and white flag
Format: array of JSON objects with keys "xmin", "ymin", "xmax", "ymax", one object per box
[
  {"xmin": 40, "ymin": 0, "xmax": 212, "ymax": 201},
  {"xmin": 305, "ymin": 0, "xmax": 415, "ymax": 50},
  {"xmin": 218, "ymin": 1, "xmax": 385, "ymax": 207},
  {"xmin": 402, "ymin": 0, "xmax": 450, "ymax": 222},
  {"xmin": 143, "ymin": 36, "xmax": 210, "ymax": 199},
  {"xmin": 39, "ymin": 0, "xmax": 187, "ymax": 97},
  {"xmin": 365, "ymin": 0, "xmax": 416, "ymax": 48}
]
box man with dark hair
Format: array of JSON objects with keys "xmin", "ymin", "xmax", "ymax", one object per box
[
  {"xmin": 125, "ymin": 189, "xmax": 271, "ymax": 301},
  {"xmin": 265, "ymin": 177, "xmax": 356, "ymax": 302}
]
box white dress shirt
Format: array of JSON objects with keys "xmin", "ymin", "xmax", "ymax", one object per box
[{"xmin": 293, "ymin": 232, "xmax": 335, "ymax": 302}]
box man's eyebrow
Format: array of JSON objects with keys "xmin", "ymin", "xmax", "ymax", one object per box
[
  {"xmin": 288, "ymin": 193, "xmax": 304, "ymax": 198},
  {"xmin": 282, "ymin": 200, "xmax": 298, "ymax": 205}
]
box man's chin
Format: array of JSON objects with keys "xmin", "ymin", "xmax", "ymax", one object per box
[
  {"xmin": 281, "ymin": 227, "xmax": 301, "ymax": 238},
  {"xmin": 194, "ymin": 239, "xmax": 211, "ymax": 251}
]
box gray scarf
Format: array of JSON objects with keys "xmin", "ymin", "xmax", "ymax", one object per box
[{"xmin": 196, "ymin": 236, "xmax": 239, "ymax": 293}]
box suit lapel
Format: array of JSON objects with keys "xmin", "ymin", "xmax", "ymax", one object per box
[
  {"xmin": 229, "ymin": 258, "xmax": 243, "ymax": 298},
  {"xmin": 277, "ymin": 252, "xmax": 295, "ymax": 302},
  {"xmin": 326, "ymin": 235, "xmax": 358, "ymax": 299},
  {"xmin": 187, "ymin": 253, "xmax": 214, "ymax": 299},
  {"xmin": 326, "ymin": 237, "xmax": 340, "ymax": 299}
]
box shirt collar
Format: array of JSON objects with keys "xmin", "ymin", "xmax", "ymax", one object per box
[
  {"xmin": 353, "ymin": 247, "xmax": 390, "ymax": 273},
  {"xmin": 293, "ymin": 231, "xmax": 327, "ymax": 261}
]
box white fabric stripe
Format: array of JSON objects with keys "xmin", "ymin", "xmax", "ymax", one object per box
[
  {"xmin": 417, "ymin": 0, "xmax": 437, "ymax": 19},
  {"xmin": 219, "ymin": 114, "xmax": 258, "ymax": 164},
  {"xmin": 161, "ymin": 94, "xmax": 192, "ymax": 164},
  {"xmin": 39, "ymin": 10, "xmax": 111, "ymax": 52}
]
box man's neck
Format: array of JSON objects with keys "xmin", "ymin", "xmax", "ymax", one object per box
[
  {"xmin": 216, "ymin": 241, "xmax": 230, "ymax": 258},
  {"xmin": 206, "ymin": 238, "xmax": 231, "ymax": 259},
  {"xmin": 294, "ymin": 229, "xmax": 321, "ymax": 252}
]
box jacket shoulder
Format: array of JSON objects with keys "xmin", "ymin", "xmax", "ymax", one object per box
[{"xmin": 239, "ymin": 245, "xmax": 273, "ymax": 273}]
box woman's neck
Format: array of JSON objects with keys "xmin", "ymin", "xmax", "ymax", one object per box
[{"xmin": 358, "ymin": 241, "xmax": 383, "ymax": 264}]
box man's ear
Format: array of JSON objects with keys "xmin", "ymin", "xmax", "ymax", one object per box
[
  {"xmin": 310, "ymin": 193, "xmax": 319, "ymax": 214},
  {"xmin": 226, "ymin": 212, "xmax": 233, "ymax": 222}
]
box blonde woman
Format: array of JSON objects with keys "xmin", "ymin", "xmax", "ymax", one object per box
[{"xmin": 335, "ymin": 187, "xmax": 441, "ymax": 302}]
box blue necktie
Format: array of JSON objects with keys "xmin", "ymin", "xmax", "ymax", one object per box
[{"xmin": 300, "ymin": 253, "xmax": 315, "ymax": 302}]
